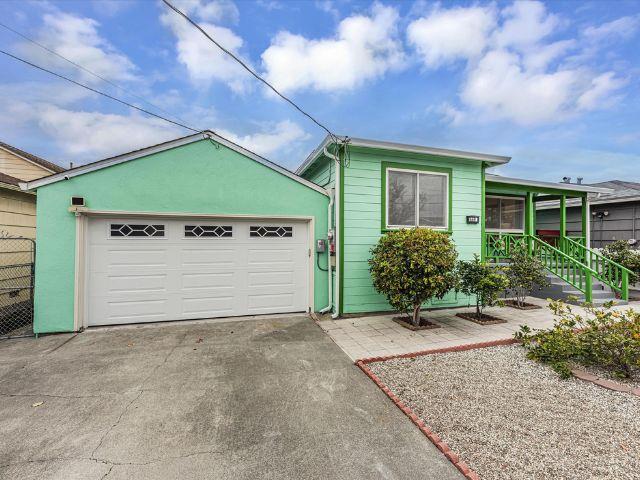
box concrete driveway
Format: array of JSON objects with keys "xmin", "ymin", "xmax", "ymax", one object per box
[{"xmin": 0, "ymin": 315, "xmax": 461, "ymax": 480}]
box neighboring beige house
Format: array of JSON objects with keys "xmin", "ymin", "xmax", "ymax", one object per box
[{"xmin": 0, "ymin": 141, "xmax": 65, "ymax": 238}]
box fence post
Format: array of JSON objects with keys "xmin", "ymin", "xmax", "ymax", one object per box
[
  {"xmin": 621, "ymin": 270, "xmax": 629, "ymax": 302},
  {"xmin": 585, "ymin": 271, "xmax": 593, "ymax": 303}
]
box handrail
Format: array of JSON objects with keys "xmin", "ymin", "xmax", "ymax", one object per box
[
  {"xmin": 529, "ymin": 236, "xmax": 599, "ymax": 302},
  {"xmin": 561, "ymin": 236, "xmax": 631, "ymax": 300}
]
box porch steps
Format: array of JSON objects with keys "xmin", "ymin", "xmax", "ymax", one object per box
[{"xmin": 530, "ymin": 271, "xmax": 626, "ymax": 306}]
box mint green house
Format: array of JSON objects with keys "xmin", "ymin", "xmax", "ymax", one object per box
[
  {"xmin": 298, "ymin": 136, "xmax": 631, "ymax": 315},
  {"xmin": 24, "ymin": 132, "xmax": 631, "ymax": 333}
]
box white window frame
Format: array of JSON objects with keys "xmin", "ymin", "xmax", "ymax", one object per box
[
  {"xmin": 485, "ymin": 195, "xmax": 525, "ymax": 233},
  {"xmin": 385, "ymin": 167, "xmax": 449, "ymax": 230}
]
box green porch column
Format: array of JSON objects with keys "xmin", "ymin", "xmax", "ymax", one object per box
[
  {"xmin": 525, "ymin": 192, "xmax": 534, "ymax": 253},
  {"xmin": 559, "ymin": 195, "xmax": 567, "ymax": 251},
  {"xmin": 581, "ymin": 195, "xmax": 589, "ymax": 244}
]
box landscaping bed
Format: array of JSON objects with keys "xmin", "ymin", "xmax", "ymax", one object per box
[
  {"xmin": 503, "ymin": 299, "xmax": 542, "ymax": 310},
  {"xmin": 367, "ymin": 345, "xmax": 640, "ymax": 480},
  {"xmin": 455, "ymin": 312, "xmax": 506, "ymax": 325},
  {"xmin": 392, "ymin": 316, "xmax": 441, "ymax": 330}
]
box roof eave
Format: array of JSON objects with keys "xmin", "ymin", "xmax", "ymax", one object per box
[
  {"xmin": 485, "ymin": 174, "xmax": 613, "ymax": 194},
  {"xmin": 23, "ymin": 131, "xmax": 328, "ymax": 197},
  {"xmin": 296, "ymin": 136, "xmax": 511, "ymax": 175}
]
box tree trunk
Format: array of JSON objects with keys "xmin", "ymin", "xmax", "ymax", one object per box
[{"xmin": 412, "ymin": 304, "xmax": 421, "ymax": 327}]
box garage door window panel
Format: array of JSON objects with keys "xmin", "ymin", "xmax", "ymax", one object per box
[
  {"xmin": 249, "ymin": 226, "xmax": 293, "ymax": 238},
  {"xmin": 184, "ymin": 225, "xmax": 233, "ymax": 238},
  {"xmin": 110, "ymin": 224, "xmax": 165, "ymax": 237}
]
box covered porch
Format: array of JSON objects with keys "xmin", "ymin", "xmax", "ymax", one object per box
[{"xmin": 481, "ymin": 174, "xmax": 631, "ymax": 302}]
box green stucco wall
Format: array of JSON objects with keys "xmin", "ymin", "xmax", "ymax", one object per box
[
  {"xmin": 34, "ymin": 139, "xmax": 329, "ymax": 333},
  {"xmin": 340, "ymin": 148, "xmax": 483, "ymax": 314}
]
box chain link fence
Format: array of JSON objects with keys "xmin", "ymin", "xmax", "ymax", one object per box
[{"xmin": 0, "ymin": 238, "xmax": 35, "ymax": 339}]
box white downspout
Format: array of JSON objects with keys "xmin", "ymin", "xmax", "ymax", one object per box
[
  {"xmin": 323, "ymin": 146, "xmax": 341, "ymax": 319},
  {"xmin": 319, "ymin": 186, "xmax": 334, "ymax": 314}
]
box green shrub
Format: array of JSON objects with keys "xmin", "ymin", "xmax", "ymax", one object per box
[
  {"xmin": 456, "ymin": 255, "xmax": 509, "ymax": 320},
  {"xmin": 516, "ymin": 300, "xmax": 640, "ymax": 379},
  {"xmin": 601, "ymin": 240, "xmax": 640, "ymax": 284},
  {"xmin": 505, "ymin": 245, "xmax": 549, "ymax": 307},
  {"xmin": 369, "ymin": 228, "xmax": 458, "ymax": 326}
]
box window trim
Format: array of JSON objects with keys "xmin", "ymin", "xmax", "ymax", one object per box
[
  {"xmin": 382, "ymin": 162, "xmax": 452, "ymax": 232},
  {"xmin": 485, "ymin": 194, "xmax": 526, "ymax": 233}
]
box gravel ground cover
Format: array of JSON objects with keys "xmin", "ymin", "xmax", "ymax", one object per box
[{"xmin": 368, "ymin": 345, "xmax": 640, "ymax": 480}]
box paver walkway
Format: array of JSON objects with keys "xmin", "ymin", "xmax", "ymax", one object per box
[{"xmin": 319, "ymin": 297, "xmax": 640, "ymax": 361}]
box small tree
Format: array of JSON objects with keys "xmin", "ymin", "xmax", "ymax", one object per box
[
  {"xmin": 505, "ymin": 245, "xmax": 549, "ymax": 307},
  {"xmin": 602, "ymin": 240, "xmax": 640, "ymax": 284},
  {"xmin": 457, "ymin": 255, "xmax": 509, "ymax": 320},
  {"xmin": 369, "ymin": 228, "xmax": 458, "ymax": 327}
]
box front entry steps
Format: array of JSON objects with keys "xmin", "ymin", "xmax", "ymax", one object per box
[{"xmin": 530, "ymin": 271, "xmax": 627, "ymax": 306}]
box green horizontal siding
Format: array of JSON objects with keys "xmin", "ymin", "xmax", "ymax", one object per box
[{"xmin": 342, "ymin": 149, "xmax": 483, "ymax": 314}]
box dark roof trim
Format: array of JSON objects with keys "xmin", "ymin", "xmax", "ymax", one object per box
[
  {"xmin": 0, "ymin": 142, "xmax": 65, "ymax": 173},
  {"xmin": 21, "ymin": 131, "xmax": 328, "ymax": 196}
]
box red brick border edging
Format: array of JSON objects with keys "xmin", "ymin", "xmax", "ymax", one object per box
[{"xmin": 355, "ymin": 338, "xmax": 520, "ymax": 480}]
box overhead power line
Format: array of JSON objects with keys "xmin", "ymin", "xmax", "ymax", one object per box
[
  {"xmin": 0, "ymin": 49, "xmax": 201, "ymax": 134},
  {"xmin": 0, "ymin": 21, "xmax": 193, "ymax": 129},
  {"xmin": 161, "ymin": 0, "xmax": 339, "ymax": 145}
]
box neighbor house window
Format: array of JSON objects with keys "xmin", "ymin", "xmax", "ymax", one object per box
[
  {"xmin": 485, "ymin": 196, "xmax": 525, "ymax": 232},
  {"xmin": 386, "ymin": 168, "xmax": 449, "ymax": 229}
]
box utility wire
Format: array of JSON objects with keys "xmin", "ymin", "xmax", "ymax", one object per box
[
  {"xmin": 0, "ymin": 21, "xmax": 193, "ymax": 129},
  {"xmin": 0, "ymin": 49, "xmax": 201, "ymax": 134},
  {"xmin": 161, "ymin": 0, "xmax": 340, "ymax": 147}
]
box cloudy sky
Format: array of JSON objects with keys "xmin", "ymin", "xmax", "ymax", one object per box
[{"xmin": 0, "ymin": 0, "xmax": 638, "ymax": 182}]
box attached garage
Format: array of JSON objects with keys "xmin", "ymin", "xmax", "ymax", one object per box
[
  {"xmin": 25, "ymin": 132, "xmax": 330, "ymax": 333},
  {"xmin": 86, "ymin": 217, "xmax": 311, "ymax": 326}
]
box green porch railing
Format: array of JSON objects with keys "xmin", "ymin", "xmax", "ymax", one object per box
[
  {"xmin": 529, "ymin": 236, "xmax": 597, "ymax": 303},
  {"xmin": 484, "ymin": 233, "xmax": 630, "ymax": 302},
  {"xmin": 560, "ymin": 236, "xmax": 631, "ymax": 301},
  {"xmin": 484, "ymin": 232, "xmax": 528, "ymax": 261}
]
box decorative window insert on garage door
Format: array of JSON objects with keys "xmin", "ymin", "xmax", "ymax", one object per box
[{"xmin": 78, "ymin": 215, "xmax": 314, "ymax": 328}]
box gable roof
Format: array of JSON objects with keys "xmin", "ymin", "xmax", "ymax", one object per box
[
  {"xmin": 0, "ymin": 141, "xmax": 65, "ymax": 174},
  {"xmin": 21, "ymin": 131, "xmax": 328, "ymax": 196},
  {"xmin": 296, "ymin": 135, "xmax": 511, "ymax": 175}
]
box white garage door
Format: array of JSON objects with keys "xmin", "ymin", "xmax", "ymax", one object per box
[{"xmin": 86, "ymin": 217, "xmax": 310, "ymax": 326}]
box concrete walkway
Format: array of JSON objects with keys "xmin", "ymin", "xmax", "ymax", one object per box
[
  {"xmin": 0, "ymin": 315, "xmax": 461, "ymax": 480},
  {"xmin": 319, "ymin": 297, "xmax": 640, "ymax": 361}
]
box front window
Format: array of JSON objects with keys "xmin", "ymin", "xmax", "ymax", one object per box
[
  {"xmin": 485, "ymin": 196, "xmax": 524, "ymax": 232},
  {"xmin": 386, "ymin": 168, "xmax": 448, "ymax": 229}
]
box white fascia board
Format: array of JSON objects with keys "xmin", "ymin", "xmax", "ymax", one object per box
[
  {"xmin": 486, "ymin": 174, "xmax": 613, "ymax": 194},
  {"xmin": 296, "ymin": 135, "xmax": 511, "ymax": 175},
  {"xmin": 22, "ymin": 131, "xmax": 328, "ymax": 197}
]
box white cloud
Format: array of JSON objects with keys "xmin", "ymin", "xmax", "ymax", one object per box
[
  {"xmin": 17, "ymin": 12, "xmax": 137, "ymax": 84},
  {"xmin": 461, "ymin": 50, "xmax": 579, "ymax": 125},
  {"xmin": 261, "ymin": 3, "xmax": 405, "ymax": 93},
  {"xmin": 160, "ymin": 1, "xmax": 250, "ymax": 93},
  {"xmin": 37, "ymin": 105, "xmax": 182, "ymax": 157},
  {"xmin": 576, "ymin": 72, "xmax": 626, "ymax": 110},
  {"xmin": 217, "ymin": 120, "xmax": 310, "ymax": 157},
  {"xmin": 410, "ymin": 1, "xmax": 626, "ymax": 126},
  {"xmin": 407, "ymin": 6, "xmax": 496, "ymax": 67},
  {"xmin": 583, "ymin": 15, "xmax": 640, "ymax": 41},
  {"xmin": 493, "ymin": 0, "xmax": 559, "ymax": 49}
]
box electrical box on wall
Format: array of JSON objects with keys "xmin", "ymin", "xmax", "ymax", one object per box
[
  {"xmin": 71, "ymin": 196, "xmax": 85, "ymax": 207},
  {"xmin": 316, "ymin": 239, "xmax": 326, "ymax": 253}
]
